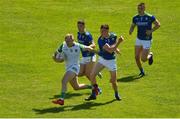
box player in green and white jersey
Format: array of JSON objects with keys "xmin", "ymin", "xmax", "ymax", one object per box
[{"xmin": 52, "ymin": 33, "xmax": 94, "ymax": 105}]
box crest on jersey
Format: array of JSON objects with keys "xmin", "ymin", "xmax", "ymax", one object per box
[{"xmin": 75, "ymin": 49, "xmax": 78, "ymax": 52}]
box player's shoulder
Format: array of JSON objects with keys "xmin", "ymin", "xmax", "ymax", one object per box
[
  {"xmin": 85, "ymin": 31, "xmax": 91, "ymax": 35},
  {"xmin": 144, "ymin": 12, "xmax": 156, "ymax": 19},
  {"xmin": 144, "ymin": 12, "xmax": 153, "ymax": 17},
  {"xmin": 57, "ymin": 42, "xmax": 66, "ymax": 53},
  {"xmin": 98, "ymin": 36, "xmax": 103, "ymax": 43},
  {"xmin": 77, "ymin": 32, "xmax": 81, "ymax": 36},
  {"xmin": 145, "ymin": 12, "xmax": 156, "ymax": 21},
  {"xmin": 133, "ymin": 14, "xmax": 139, "ymax": 18},
  {"xmin": 74, "ymin": 42, "xmax": 80, "ymax": 46},
  {"xmin": 98, "ymin": 35, "xmax": 103, "ymax": 41},
  {"xmin": 109, "ymin": 32, "xmax": 117, "ymax": 38},
  {"xmin": 85, "ymin": 31, "xmax": 92, "ymax": 38},
  {"xmin": 61, "ymin": 41, "xmax": 66, "ymax": 47}
]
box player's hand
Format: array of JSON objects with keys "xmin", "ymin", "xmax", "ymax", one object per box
[
  {"xmin": 118, "ymin": 36, "xmax": 124, "ymax": 43},
  {"xmin": 52, "ymin": 52, "xmax": 58, "ymax": 60},
  {"xmin": 87, "ymin": 46, "xmax": 93, "ymax": 51},
  {"xmin": 116, "ymin": 48, "xmax": 121, "ymax": 54},
  {"xmin": 52, "ymin": 51, "xmax": 64, "ymax": 63},
  {"xmin": 146, "ymin": 30, "xmax": 152, "ymax": 36}
]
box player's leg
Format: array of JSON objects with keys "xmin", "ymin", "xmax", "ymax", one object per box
[
  {"xmin": 84, "ymin": 56, "xmax": 102, "ymax": 79},
  {"xmin": 84, "ymin": 61, "xmax": 95, "ymax": 81},
  {"xmin": 141, "ymin": 40, "xmax": 153, "ymax": 65},
  {"xmin": 90, "ymin": 62, "xmax": 104, "ymax": 85},
  {"xmin": 135, "ymin": 46, "xmax": 145, "ymax": 76},
  {"xmin": 52, "ymin": 71, "xmax": 76, "ymax": 105},
  {"xmin": 85, "ymin": 62, "xmax": 104, "ymax": 101},
  {"xmin": 78, "ymin": 63, "xmax": 85, "ymax": 77},
  {"xmin": 110, "ymin": 70, "xmax": 121, "ymax": 100},
  {"xmin": 70, "ymin": 76, "xmax": 91, "ymax": 90},
  {"xmin": 141, "ymin": 48, "xmax": 150, "ymax": 62}
]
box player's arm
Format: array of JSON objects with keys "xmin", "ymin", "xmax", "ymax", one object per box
[
  {"xmin": 79, "ymin": 43, "xmax": 94, "ymax": 52},
  {"xmin": 89, "ymin": 41, "xmax": 96, "ymax": 49},
  {"xmin": 103, "ymin": 36, "xmax": 124, "ymax": 54},
  {"xmin": 115, "ymin": 48, "xmax": 121, "ymax": 54},
  {"xmin": 88, "ymin": 34, "xmax": 96, "ymax": 48},
  {"xmin": 146, "ymin": 18, "xmax": 161, "ymax": 35},
  {"xmin": 52, "ymin": 44, "xmax": 64, "ymax": 63},
  {"xmin": 129, "ymin": 23, "xmax": 136, "ymax": 35}
]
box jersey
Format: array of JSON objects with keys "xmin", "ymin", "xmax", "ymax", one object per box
[
  {"xmin": 133, "ymin": 12, "xmax": 156, "ymax": 40},
  {"xmin": 98, "ymin": 32, "xmax": 117, "ymax": 60},
  {"xmin": 57, "ymin": 42, "xmax": 85, "ymax": 69},
  {"xmin": 77, "ymin": 31, "xmax": 95, "ymax": 57}
]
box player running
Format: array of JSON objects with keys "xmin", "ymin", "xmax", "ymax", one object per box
[
  {"xmin": 52, "ymin": 34, "xmax": 94, "ymax": 105},
  {"xmin": 85, "ymin": 24, "xmax": 124, "ymax": 101},
  {"xmin": 129, "ymin": 3, "xmax": 160, "ymax": 76},
  {"xmin": 77, "ymin": 20, "xmax": 102, "ymax": 79}
]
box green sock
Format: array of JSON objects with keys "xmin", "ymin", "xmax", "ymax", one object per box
[
  {"xmin": 60, "ymin": 92, "xmax": 65, "ymax": 99},
  {"xmin": 87, "ymin": 85, "xmax": 92, "ymax": 89}
]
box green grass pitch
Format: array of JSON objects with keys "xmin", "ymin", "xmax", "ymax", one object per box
[{"xmin": 0, "ymin": 0, "xmax": 180, "ymax": 118}]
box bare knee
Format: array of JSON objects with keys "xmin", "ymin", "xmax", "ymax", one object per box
[
  {"xmin": 110, "ymin": 79, "xmax": 117, "ymax": 84},
  {"xmin": 141, "ymin": 56, "xmax": 147, "ymax": 62}
]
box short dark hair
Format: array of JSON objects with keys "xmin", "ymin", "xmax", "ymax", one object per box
[
  {"xmin": 138, "ymin": 2, "xmax": 145, "ymax": 7},
  {"xmin": 100, "ymin": 24, "xmax": 109, "ymax": 30},
  {"xmin": 77, "ymin": 20, "xmax": 85, "ymax": 25}
]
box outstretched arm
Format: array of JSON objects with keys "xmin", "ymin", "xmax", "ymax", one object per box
[{"xmin": 89, "ymin": 41, "xmax": 96, "ymax": 49}]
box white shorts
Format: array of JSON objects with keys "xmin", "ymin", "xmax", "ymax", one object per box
[
  {"xmin": 66, "ymin": 64, "xmax": 80, "ymax": 75},
  {"xmin": 135, "ymin": 38, "xmax": 152, "ymax": 49},
  {"xmin": 98, "ymin": 57, "xmax": 117, "ymax": 71},
  {"xmin": 80, "ymin": 55, "xmax": 96, "ymax": 64}
]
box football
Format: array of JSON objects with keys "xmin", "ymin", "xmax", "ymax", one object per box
[
  {"xmin": 53, "ymin": 51, "xmax": 64, "ymax": 62},
  {"xmin": 55, "ymin": 52, "xmax": 64, "ymax": 60}
]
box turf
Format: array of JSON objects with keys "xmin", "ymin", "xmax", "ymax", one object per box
[{"xmin": 0, "ymin": 0, "xmax": 180, "ymax": 118}]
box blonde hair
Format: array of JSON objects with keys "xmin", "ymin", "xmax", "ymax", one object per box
[{"xmin": 65, "ymin": 33, "xmax": 74, "ymax": 40}]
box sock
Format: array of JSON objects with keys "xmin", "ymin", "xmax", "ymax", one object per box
[
  {"xmin": 92, "ymin": 84, "xmax": 98, "ymax": 97},
  {"xmin": 93, "ymin": 84, "xmax": 98, "ymax": 89},
  {"xmin": 87, "ymin": 85, "xmax": 92, "ymax": 89},
  {"xmin": 115, "ymin": 91, "xmax": 119, "ymax": 97},
  {"xmin": 139, "ymin": 68, "xmax": 144, "ymax": 73},
  {"xmin": 59, "ymin": 92, "xmax": 65, "ymax": 100}
]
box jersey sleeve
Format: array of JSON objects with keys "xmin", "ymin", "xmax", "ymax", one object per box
[
  {"xmin": 114, "ymin": 33, "xmax": 117, "ymax": 41},
  {"xmin": 132, "ymin": 17, "xmax": 136, "ymax": 24},
  {"xmin": 87, "ymin": 33, "xmax": 93, "ymax": 43},
  {"xmin": 151, "ymin": 15, "xmax": 156, "ymax": 23},
  {"xmin": 57, "ymin": 44, "xmax": 63, "ymax": 53},
  {"xmin": 77, "ymin": 43, "xmax": 86, "ymax": 49}
]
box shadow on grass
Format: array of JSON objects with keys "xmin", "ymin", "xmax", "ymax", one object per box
[
  {"xmin": 117, "ymin": 75, "xmax": 144, "ymax": 82},
  {"xmin": 32, "ymin": 99, "xmax": 116, "ymax": 114},
  {"xmin": 49, "ymin": 92, "xmax": 91, "ymax": 99}
]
